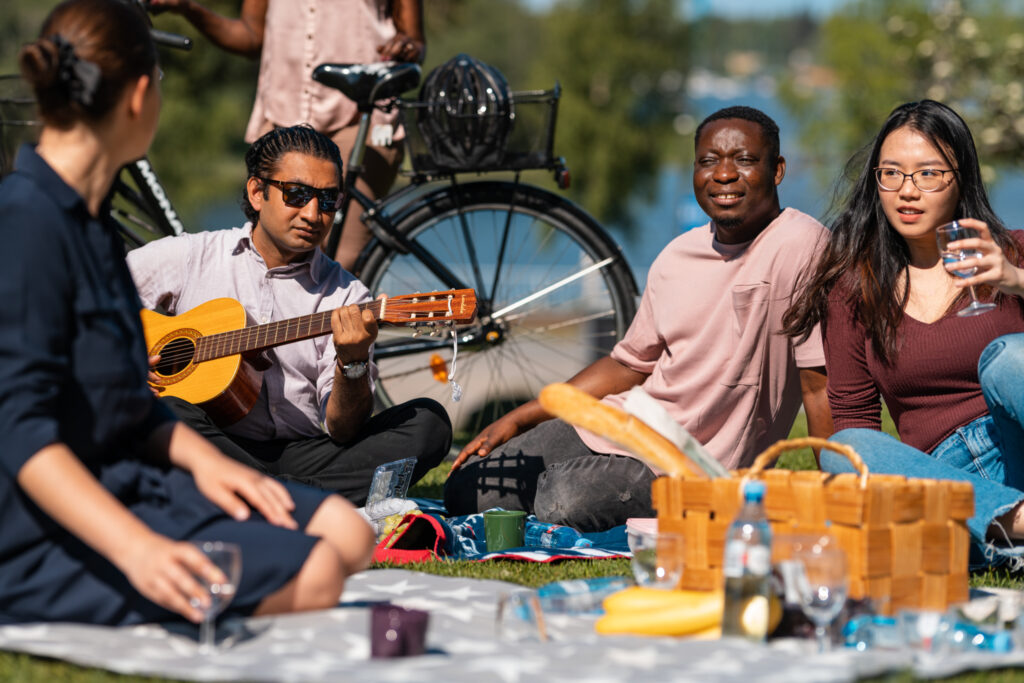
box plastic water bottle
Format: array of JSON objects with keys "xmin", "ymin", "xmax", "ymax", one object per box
[
  {"xmin": 535, "ymin": 576, "xmax": 633, "ymax": 615},
  {"xmin": 843, "ymin": 615, "xmax": 902, "ymax": 651},
  {"xmin": 721, "ymin": 481, "xmax": 773, "ymax": 641},
  {"xmin": 524, "ymin": 520, "xmax": 595, "ymax": 549},
  {"xmin": 932, "ymin": 619, "xmax": 1014, "ymax": 654}
]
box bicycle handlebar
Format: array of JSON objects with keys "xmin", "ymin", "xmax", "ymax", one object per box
[{"xmin": 150, "ymin": 28, "xmax": 192, "ymax": 51}]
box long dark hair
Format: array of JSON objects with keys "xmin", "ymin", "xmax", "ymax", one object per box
[
  {"xmin": 19, "ymin": 0, "xmax": 157, "ymax": 128},
  {"xmin": 783, "ymin": 100, "xmax": 1020, "ymax": 364}
]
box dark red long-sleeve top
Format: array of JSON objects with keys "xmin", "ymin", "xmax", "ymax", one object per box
[{"xmin": 823, "ymin": 231, "xmax": 1024, "ymax": 453}]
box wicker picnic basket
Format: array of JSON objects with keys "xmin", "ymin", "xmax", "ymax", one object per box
[{"xmin": 652, "ymin": 437, "xmax": 974, "ymax": 615}]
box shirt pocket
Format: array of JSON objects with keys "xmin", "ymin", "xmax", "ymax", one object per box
[{"xmin": 720, "ymin": 282, "xmax": 771, "ymax": 387}]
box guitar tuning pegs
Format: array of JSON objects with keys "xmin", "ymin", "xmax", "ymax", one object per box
[{"xmin": 412, "ymin": 328, "xmax": 422, "ymax": 338}]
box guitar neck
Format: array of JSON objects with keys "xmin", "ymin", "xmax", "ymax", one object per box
[{"xmin": 197, "ymin": 299, "xmax": 383, "ymax": 362}]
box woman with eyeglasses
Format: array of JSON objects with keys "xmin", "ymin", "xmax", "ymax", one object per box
[
  {"xmin": 784, "ymin": 99, "xmax": 1024, "ymax": 565},
  {"xmin": 0, "ymin": 0, "xmax": 374, "ymax": 626}
]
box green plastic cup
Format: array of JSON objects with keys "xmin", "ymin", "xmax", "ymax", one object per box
[{"xmin": 484, "ymin": 510, "xmax": 527, "ymax": 552}]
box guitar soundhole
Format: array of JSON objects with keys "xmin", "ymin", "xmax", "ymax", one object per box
[{"xmin": 155, "ymin": 338, "xmax": 196, "ymax": 376}]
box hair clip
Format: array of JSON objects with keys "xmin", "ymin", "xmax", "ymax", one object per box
[{"xmin": 50, "ymin": 34, "xmax": 101, "ymax": 107}]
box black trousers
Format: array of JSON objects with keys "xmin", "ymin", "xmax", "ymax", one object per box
[{"xmin": 164, "ymin": 396, "xmax": 451, "ymax": 507}]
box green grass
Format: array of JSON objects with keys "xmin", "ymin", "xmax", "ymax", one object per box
[{"xmin": 3, "ymin": 406, "xmax": 1020, "ymax": 682}]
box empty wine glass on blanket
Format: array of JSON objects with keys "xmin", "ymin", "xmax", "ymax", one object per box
[
  {"xmin": 936, "ymin": 221, "xmax": 997, "ymax": 317},
  {"xmin": 794, "ymin": 541, "xmax": 848, "ymax": 653},
  {"xmin": 191, "ymin": 541, "xmax": 242, "ymax": 654},
  {"xmin": 630, "ymin": 531, "xmax": 684, "ymax": 589}
]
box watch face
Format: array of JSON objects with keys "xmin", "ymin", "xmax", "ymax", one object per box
[{"xmin": 343, "ymin": 361, "xmax": 368, "ymax": 379}]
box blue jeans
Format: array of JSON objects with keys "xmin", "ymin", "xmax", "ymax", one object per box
[{"xmin": 821, "ymin": 333, "xmax": 1024, "ymax": 568}]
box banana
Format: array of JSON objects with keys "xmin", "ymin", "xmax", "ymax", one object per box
[
  {"xmin": 603, "ymin": 586, "xmax": 717, "ymax": 614},
  {"xmin": 595, "ymin": 590, "xmax": 723, "ymax": 636}
]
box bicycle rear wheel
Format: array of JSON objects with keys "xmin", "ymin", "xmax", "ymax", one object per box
[{"xmin": 359, "ymin": 180, "xmax": 638, "ymax": 442}]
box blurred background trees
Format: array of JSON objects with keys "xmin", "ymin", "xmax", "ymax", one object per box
[{"xmin": 7, "ymin": 0, "xmax": 1024, "ymax": 236}]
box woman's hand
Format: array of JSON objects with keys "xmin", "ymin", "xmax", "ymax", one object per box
[
  {"xmin": 449, "ymin": 411, "xmax": 529, "ymax": 474},
  {"xmin": 377, "ymin": 33, "xmax": 425, "ymax": 63},
  {"xmin": 160, "ymin": 422, "xmax": 297, "ymax": 529},
  {"xmin": 945, "ymin": 218, "xmax": 1024, "ymax": 297},
  {"xmin": 117, "ymin": 531, "xmax": 225, "ymax": 623},
  {"xmin": 190, "ymin": 449, "xmax": 298, "ymax": 529}
]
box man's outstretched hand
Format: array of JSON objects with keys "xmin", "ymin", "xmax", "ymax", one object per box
[{"xmin": 449, "ymin": 412, "xmax": 528, "ymax": 475}]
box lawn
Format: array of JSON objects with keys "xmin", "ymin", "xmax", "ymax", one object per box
[{"xmin": 3, "ymin": 408, "xmax": 1023, "ymax": 682}]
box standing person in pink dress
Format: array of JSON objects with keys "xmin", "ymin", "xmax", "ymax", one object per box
[{"xmin": 148, "ymin": 0, "xmax": 425, "ymax": 270}]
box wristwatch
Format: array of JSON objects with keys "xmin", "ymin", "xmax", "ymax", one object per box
[{"xmin": 339, "ymin": 360, "xmax": 369, "ymax": 380}]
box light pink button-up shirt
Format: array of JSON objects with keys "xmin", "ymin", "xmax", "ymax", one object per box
[
  {"xmin": 245, "ymin": 0, "xmax": 401, "ymax": 142},
  {"xmin": 127, "ymin": 225, "xmax": 374, "ymax": 441}
]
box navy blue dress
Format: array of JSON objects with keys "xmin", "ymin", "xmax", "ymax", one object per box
[{"xmin": 0, "ymin": 145, "xmax": 331, "ymax": 625}]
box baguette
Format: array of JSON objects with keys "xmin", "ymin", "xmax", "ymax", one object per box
[{"xmin": 537, "ymin": 383, "xmax": 704, "ymax": 479}]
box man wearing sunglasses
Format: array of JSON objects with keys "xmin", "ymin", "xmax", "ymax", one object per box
[{"xmin": 126, "ymin": 125, "xmax": 451, "ymax": 506}]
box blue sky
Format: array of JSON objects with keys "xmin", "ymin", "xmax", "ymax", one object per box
[{"xmin": 518, "ymin": 0, "xmax": 849, "ymax": 17}]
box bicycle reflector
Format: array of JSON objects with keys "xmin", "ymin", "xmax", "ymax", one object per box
[{"xmin": 417, "ymin": 54, "xmax": 513, "ymax": 170}]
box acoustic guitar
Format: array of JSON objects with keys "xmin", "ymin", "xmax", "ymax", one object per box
[{"xmin": 140, "ymin": 288, "xmax": 476, "ymax": 426}]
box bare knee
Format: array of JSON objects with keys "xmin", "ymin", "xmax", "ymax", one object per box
[
  {"xmin": 306, "ymin": 494, "xmax": 376, "ymax": 574},
  {"xmin": 255, "ymin": 540, "xmax": 346, "ymax": 615}
]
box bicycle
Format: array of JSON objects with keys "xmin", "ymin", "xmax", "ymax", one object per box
[{"xmin": 311, "ymin": 61, "xmax": 639, "ymax": 438}]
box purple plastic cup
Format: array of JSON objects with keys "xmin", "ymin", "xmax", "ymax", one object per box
[{"xmin": 370, "ymin": 604, "xmax": 429, "ymax": 658}]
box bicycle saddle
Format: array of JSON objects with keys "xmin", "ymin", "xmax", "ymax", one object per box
[{"xmin": 312, "ymin": 62, "xmax": 421, "ymax": 111}]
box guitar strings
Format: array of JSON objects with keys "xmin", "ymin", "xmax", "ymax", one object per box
[{"xmin": 150, "ymin": 297, "xmax": 464, "ymax": 368}]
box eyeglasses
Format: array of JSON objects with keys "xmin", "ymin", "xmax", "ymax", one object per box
[
  {"xmin": 259, "ymin": 177, "xmax": 341, "ymax": 213},
  {"xmin": 874, "ymin": 167, "xmax": 955, "ymax": 192}
]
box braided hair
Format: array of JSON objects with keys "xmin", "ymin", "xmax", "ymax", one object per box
[{"xmin": 241, "ymin": 125, "xmax": 343, "ymax": 224}]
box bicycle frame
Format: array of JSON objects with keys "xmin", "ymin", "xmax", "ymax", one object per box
[{"xmin": 335, "ymin": 109, "xmax": 525, "ymax": 317}]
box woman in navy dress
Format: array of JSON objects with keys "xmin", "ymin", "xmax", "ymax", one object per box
[{"xmin": 0, "ymin": 0, "xmax": 375, "ymax": 626}]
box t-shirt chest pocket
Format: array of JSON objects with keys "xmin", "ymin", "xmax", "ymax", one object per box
[{"xmin": 721, "ymin": 282, "xmax": 771, "ymax": 387}]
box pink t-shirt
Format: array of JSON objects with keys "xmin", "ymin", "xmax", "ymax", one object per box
[
  {"xmin": 245, "ymin": 0, "xmax": 401, "ymax": 142},
  {"xmin": 576, "ymin": 208, "xmax": 828, "ymax": 470}
]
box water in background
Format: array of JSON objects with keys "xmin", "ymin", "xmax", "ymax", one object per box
[{"xmin": 608, "ymin": 91, "xmax": 1024, "ymax": 291}]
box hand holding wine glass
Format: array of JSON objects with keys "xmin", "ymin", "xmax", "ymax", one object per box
[
  {"xmin": 794, "ymin": 541, "xmax": 848, "ymax": 653},
  {"xmin": 191, "ymin": 541, "xmax": 242, "ymax": 654},
  {"xmin": 936, "ymin": 221, "xmax": 997, "ymax": 316}
]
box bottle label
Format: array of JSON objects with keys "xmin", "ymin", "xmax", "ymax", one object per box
[
  {"xmin": 723, "ymin": 540, "xmax": 745, "ymax": 578},
  {"xmin": 747, "ymin": 545, "xmax": 771, "ymax": 577},
  {"xmin": 723, "ymin": 540, "xmax": 771, "ymax": 578}
]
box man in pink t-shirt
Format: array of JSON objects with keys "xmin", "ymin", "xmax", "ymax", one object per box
[{"xmin": 445, "ymin": 106, "xmax": 833, "ymax": 532}]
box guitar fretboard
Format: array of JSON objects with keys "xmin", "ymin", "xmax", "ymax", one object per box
[{"xmin": 195, "ymin": 299, "xmax": 384, "ymax": 362}]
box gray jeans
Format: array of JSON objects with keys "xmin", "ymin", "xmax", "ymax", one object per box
[{"xmin": 443, "ymin": 419, "xmax": 656, "ymax": 532}]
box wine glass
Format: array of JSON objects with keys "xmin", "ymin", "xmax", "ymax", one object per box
[
  {"xmin": 191, "ymin": 541, "xmax": 242, "ymax": 654},
  {"xmin": 629, "ymin": 531, "xmax": 684, "ymax": 589},
  {"xmin": 935, "ymin": 221, "xmax": 997, "ymax": 317},
  {"xmin": 794, "ymin": 542, "xmax": 848, "ymax": 653}
]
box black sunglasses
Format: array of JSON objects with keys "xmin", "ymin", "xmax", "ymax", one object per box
[{"xmin": 259, "ymin": 177, "xmax": 341, "ymax": 213}]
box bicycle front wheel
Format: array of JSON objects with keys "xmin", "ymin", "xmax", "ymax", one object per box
[{"xmin": 360, "ymin": 180, "xmax": 638, "ymax": 441}]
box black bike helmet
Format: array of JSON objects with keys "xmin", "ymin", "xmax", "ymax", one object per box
[{"xmin": 417, "ymin": 54, "xmax": 512, "ymax": 170}]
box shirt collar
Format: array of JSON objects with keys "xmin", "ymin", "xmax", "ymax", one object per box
[
  {"xmin": 234, "ymin": 222, "xmax": 332, "ymax": 284},
  {"xmin": 14, "ymin": 143, "xmax": 88, "ymax": 213}
]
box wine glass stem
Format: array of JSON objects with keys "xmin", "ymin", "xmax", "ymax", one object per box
[
  {"xmin": 199, "ymin": 615, "xmax": 215, "ymax": 654},
  {"xmin": 967, "ymin": 284, "xmax": 982, "ymax": 304},
  {"xmin": 815, "ymin": 624, "xmax": 829, "ymax": 653}
]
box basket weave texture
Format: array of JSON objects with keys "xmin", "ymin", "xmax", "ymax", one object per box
[{"xmin": 652, "ymin": 437, "xmax": 974, "ymax": 615}]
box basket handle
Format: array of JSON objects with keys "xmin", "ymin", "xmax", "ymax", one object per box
[{"xmin": 745, "ymin": 437, "xmax": 869, "ymax": 489}]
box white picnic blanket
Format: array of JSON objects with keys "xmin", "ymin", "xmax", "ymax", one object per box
[{"xmin": 0, "ymin": 569, "xmax": 1018, "ymax": 681}]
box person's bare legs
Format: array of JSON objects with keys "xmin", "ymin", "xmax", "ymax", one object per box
[
  {"xmin": 252, "ymin": 494, "xmax": 375, "ymax": 615},
  {"xmin": 330, "ymin": 125, "xmax": 402, "ymax": 272}
]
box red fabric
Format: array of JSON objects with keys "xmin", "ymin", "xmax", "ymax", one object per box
[
  {"xmin": 823, "ymin": 230, "xmax": 1024, "ymax": 452},
  {"xmin": 372, "ymin": 513, "xmax": 447, "ymax": 564}
]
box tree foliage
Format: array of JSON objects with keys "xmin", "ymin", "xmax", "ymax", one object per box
[
  {"xmin": 3, "ymin": 0, "xmax": 690, "ymax": 232},
  {"xmin": 779, "ymin": 0, "xmax": 1024, "ymax": 184}
]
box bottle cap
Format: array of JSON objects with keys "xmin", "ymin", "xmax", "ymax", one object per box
[{"xmin": 743, "ymin": 480, "xmax": 766, "ymax": 502}]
